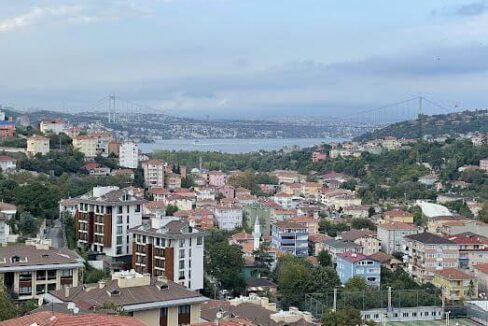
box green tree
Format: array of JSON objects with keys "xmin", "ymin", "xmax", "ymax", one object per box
[
  {"xmin": 0, "ymin": 284, "xmax": 18, "ymax": 321},
  {"xmin": 181, "ymin": 175, "xmax": 195, "ymax": 188},
  {"xmin": 351, "ymin": 218, "xmax": 376, "ymax": 231},
  {"xmin": 344, "ymin": 276, "xmax": 367, "ymax": 291},
  {"xmin": 252, "ymin": 242, "xmax": 274, "ymax": 277},
  {"xmin": 133, "ymin": 167, "xmax": 145, "ymax": 188},
  {"xmin": 321, "ymin": 307, "xmax": 362, "ymax": 326},
  {"xmin": 18, "ymin": 212, "xmax": 39, "ymax": 237},
  {"xmin": 478, "ymin": 203, "xmax": 488, "ymax": 223},
  {"xmin": 61, "ymin": 211, "xmax": 76, "ymax": 249},
  {"xmin": 318, "ymin": 250, "xmax": 332, "ymax": 267},
  {"xmin": 165, "ymin": 204, "xmax": 179, "ymax": 216}
]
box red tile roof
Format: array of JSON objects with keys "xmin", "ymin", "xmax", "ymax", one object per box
[
  {"xmin": 378, "ymin": 222, "xmax": 417, "ymax": 231},
  {"xmin": 0, "ymin": 156, "xmax": 16, "ymax": 162},
  {"xmin": 0, "ymin": 311, "xmax": 146, "ymax": 326},
  {"xmin": 337, "ymin": 252, "xmax": 376, "ymax": 263},
  {"xmin": 474, "ymin": 263, "xmax": 488, "ymax": 274},
  {"xmin": 435, "ymin": 268, "xmax": 474, "ymax": 280}
]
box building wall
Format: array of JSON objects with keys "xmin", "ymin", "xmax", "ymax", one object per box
[
  {"xmin": 133, "ymin": 309, "xmax": 159, "ymax": 326},
  {"xmin": 120, "ymin": 142, "xmax": 139, "ymax": 169}
]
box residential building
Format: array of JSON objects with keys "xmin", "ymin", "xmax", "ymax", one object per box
[
  {"xmin": 58, "ymin": 198, "xmax": 79, "ymax": 218},
  {"xmin": 402, "ymin": 232, "xmax": 459, "ymax": 283},
  {"xmin": 433, "ymin": 268, "xmax": 478, "ymax": 303},
  {"xmin": 0, "ymin": 202, "xmax": 17, "ymax": 245},
  {"xmin": 0, "ymin": 312, "xmax": 146, "ymax": 326},
  {"xmin": 130, "ymin": 216, "xmax": 206, "ymax": 290},
  {"xmin": 208, "ymin": 171, "xmax": 226, "ymax": 187},
  {"xmin": 362, "ymin": 306, "xmax": 443, "ymax": 324},
  {"xmin": 0, "ymin": 156, "xmax": 16, "ymax": 171},
  {"xmin": 448, "ymin": 233, "xmax": 488, "ymax": 270},
  {"xmin": 308, "ymin": 233, "xmax": 330, "ymax": 256},
  {"xmin": 272, "ymin": 192, "xmax": 294, "ymax": 209},
  {"xmin": 166, "ymin": 173, "xmax": 182, "ymax": 190},
  {"xmin": 108, "ymin": 140, "xmax": 121, "ymax": 156},
  {"xmin": 214, "ymin": 206, "xmax": 243, "ymax": 230},
  {"xmin": 74, "ymin": 186, "xmax": 145, "ymax": 270},
  {"xmin": 271, "ymin": 221, "xmax": 309, "ymax": 256},
  {"xmin": 312, "ymin": 151, "xmax": 327, "ymax": 162},
  {"xmin": 27, "ymin": 135, "xmax": 50, "ymax": 157},
  {"xmin": 217, "ymin": 185, "xmax": 235, "ymax": 199},
  {"xmin": 323, "ymin": 239, "xmax": 363, "ymax": 262},
  {"xmin": 142, "ymin": 159, "xmax": 165, "ymax": 188},
  {"xmin": 0, "ymin": 112, "xmax": 15, "ymax": 138},
  {"xmin": 377, "ymin": 222, "xmax": 418, "ymax": 255},
  {"xmin": 119, "ymin": 142, "xmax": 139, "ymax": 169},
  {"xmin": 39, "ymin": 118, "xmax": 66, "ymax": 134},
  {"xmin": 82, "ymin": 162, "xmax": 111, "ymax": 176},
  {"xmin": 480, "ymin": 158, "xmax": 488, "ymax": 172},
  {"xmin": 272, "ymin": 170, "xmax": 305, "ymax": 184},
  {"xmin": 44, "ymin": 270, "xmax": 208, "ymax": 326},
  {"xmin": 0, "ymin": 240, "xmax": 83, "ymax": 301},
  {"xmin": 382, "ymin": 209, "xmax": 414, "ymax": 224},
  {"xmin": 290, "ymin": 216, "xmax": 319, "ymax": 235},
  {"xmin": 336, "ymin": 252, "xmax": 381, "ymax": 287},
  {"xmin": 473, "ymin": 263, "xmax": 488, "ymax": 293},
  {"xmin": 73, "ymin": 132, "xmax": 113, "ymax": 158}
]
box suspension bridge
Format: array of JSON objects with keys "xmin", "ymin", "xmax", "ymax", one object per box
[{"xmin": 84, "ymin": 95, "xmax": 460, "ymax": 130}]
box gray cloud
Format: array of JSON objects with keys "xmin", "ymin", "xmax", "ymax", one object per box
[{"xmin": 456, "ymin": 1, "xmax": 488, "ymax": 16}]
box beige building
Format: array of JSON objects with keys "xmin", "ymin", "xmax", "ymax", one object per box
[
  {"xmin": 142, "ymin": 159, "xmax": 165, "ymax": 188},
  {"xmin": 73, "ymin": 135, "xmax": 98, "ymax": 158},
  {"xmin": 44, "ymin": 270, "xmax": 208, "ymax": 326},
  {"xmin": 382, "ymin": 209, "xmax": 414, "ymax": 224},
  {"xmin": 0, "ymin": 240, "xmax": 83, "ymax": 301},
  {"xmin": 433, "ymin": 268, "xmax": 478, "ymax": 303},
  {"xmin": 27, "ymin": 135, "xmax": 50, "ymax": 157}
]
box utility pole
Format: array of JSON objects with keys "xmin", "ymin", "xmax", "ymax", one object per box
[{"xmin": 332, "ymin": 287, "xmax": 337, "ymax": 312}]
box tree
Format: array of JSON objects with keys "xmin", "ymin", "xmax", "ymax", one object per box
[
  {"xmin": 205, "ymin": 238, "xmax": 246, "ymax": 295},
  {"xmin": 252, "ymin": 242, "xmax": 274, "ymax": 277},
  {"xmin": 61, "ymin": 211, "xmax": 76, "ymax": 249},
  {"xmin": 321, "ymin": 307, "xmax": 362, "ymax": 326},
  {"xmin": 368, "ymin": 206, "xmax": 375, "ymax": 217},
  {"xmin": 344, "ymin": 276, "xmax": 367, "ymax": 291},
  {"xmin": 479, "ymin": 203, "xmax": 488, "ymax": 224},
  {"xmin": 181, "ymin": 175, "xmax": 195, "ymax": 188},
  {"xmin": 0, "ymin": 284, "xmax": 18, "ymax": 321},
  {"xmin": 165, "ymin": 204, "xmax": 179, "ymax": 216},
  {"xmin": 351, "ymin": 218, "xmax": 376, "ymax": 231},
  {"xmin": 18, "ymin": 212, "xmax": 39, "ymax": 238},
  {"xmin": 133, "ymin": 167, "xmax": 145, "ymax": 188},
  {"xmin": 318, "ymin": 250, "xmax": 332, "ymax": 267}
]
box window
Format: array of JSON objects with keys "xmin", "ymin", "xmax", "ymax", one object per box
[
  {"xmin": 117, "ymin": 226, "xmax": 123, "ymax": 235},
  {"xmin": 36, "ymin": 284, "xmax": 46, "ymax": 295},
  {"xmin": 117, "ymin": 206, "xmax": 123, "ymax": 214},
  {"xmin": 127, "ymin": 216, "xmax": 129, "ymax": 224},
  {"xmin": 116, "ymin": 246, "xmax": 123, "ymax": 255},
  {"xmin": 189, "ymin": 249, "xmax": 191, "ymax": 258},
  {"xmin": 116, "ymin": 216, "xmax": 123, "ymax": 224},
  {"xmin": 117, "ymin": 236, "xmax": 123, "ymax": 245},
  {"xmin": 19, "ymin": 287, "xmax": 32, "ymax": 295},
  {"xmin": 136, "ymin": 204, "xmax": 141, "ymax": 212},
  {"xmin": 179, "ymin": 260, "xmax": 185, "ymax": 269},
  {"xmin": 47, "ymin": 270, "xmax": 57, "ymax": 280},
  {"xmin": 178, "ymin": 305, "xmax": 190, "ymax": 314},
  {"xmin": 179, "ymin": 271, "xmax": 185, "ymax": 280},
  {"xmin": 61, "ymin": 269, "xmax": 73, "ymax": 277},
  {"xmin": 19, "ymin": 272, "xmax": 32, "ymax": 281},
  {"xmin": 197, "ymin": 237, "xmax": 203, "ymax": 245},
  {"xmin": 47, "ymin": 283, "xmax": 56, "ymax": 291},
  {"xmin": 180, "ymin": 249, "xmax": 185, "ymax": 258},
  {"xmin": 179, "ymin": 239, "xmax": 185, "ymax": 248}
]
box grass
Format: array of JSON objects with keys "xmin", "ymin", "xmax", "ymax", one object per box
[{"xmin": 386, "ymin": 319, "xmax": 480, "ymax": 326}]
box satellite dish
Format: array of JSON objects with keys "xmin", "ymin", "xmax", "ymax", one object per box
[
  {"xmin": 73, "ymin": 307, "xmax": 79, "ymax": 314},
  {"xmin": 67, "ymin": 302, "xmax": 75, "ymax": 310},
  {"xmin": 216, "ymin": 312, "xmax": 223, "ymax": 320},
  {"xmin": 38, "ymin": 296, "xmax": 44, "ymax": 306}
]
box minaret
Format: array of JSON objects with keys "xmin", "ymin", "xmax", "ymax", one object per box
[{"xmin": 252, "ymin": 218, "xmax": 261, "ymax": 251}]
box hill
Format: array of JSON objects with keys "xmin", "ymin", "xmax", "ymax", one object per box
[{"xmin": 355, "ymin": 110, "xmax": 488, "ymax": 141}]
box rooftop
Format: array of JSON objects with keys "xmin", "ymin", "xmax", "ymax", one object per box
[
  {"xmin": 404, "ymin": 232, "xmax": 455, "ymax": 245},
  {"xmin": 0, "ymin": 311, "xmax": 146, "ymax": 326},
  {"xmin": 378, "ymin": 222, "xmax": 417, "ymax": 231},
  {"xmin": 435, "ymin": 268, "xmax": 474, "ymax": 280},
  {"xmin": 0, "ymin": 244, "xmax": 83, "ymax": 270},
  {"xmin": 337, "ymin": 252, "xmax": 377, "ymax": 263}
]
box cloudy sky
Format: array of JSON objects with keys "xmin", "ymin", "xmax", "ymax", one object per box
[{"xmin": 1, "ymin": 0, "xmax": 488, "ymax": 119}]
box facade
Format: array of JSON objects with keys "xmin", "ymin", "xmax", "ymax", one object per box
[
  {"xmin": 45, "ymin": 270, "xmax": 208, "ymax": 326},
  {"xmin": 165, "ymin": 173, "xmax": 182, "ymax": 190},
  {"xmin": 130, "ymin": 216, "xmax": 206, "ymax": 290},
  {"xmin": 214, "ymin": 206, "xmax": 243, "ymax": 230},
  {"xmin": 0, "ymin": 113, "xmax": 15, "ymax": 138},
  {"xmin": 382, "ymin": 209, "xmax": 414, "ymax": 224},
  {"xmin": 208, "ymin": 171, "xmax": 226, "ymax": 187},
  {"xmin": 0, "ymin": 155, "xmax": 16, "ymax": 171},
  {"xmin": 0, "ymin": 203, "xmax": 17, "ymax": 245},
  {"xmin": 377, "ymin": 222, "xmax": 417, "ymax": 255},
  {"xmin": 480, "ymin": 158, "xmax": 488, "ymax": 172},
  {"xmin": 142, "ymin": 159, "xmax": 165, "ymax": 188},
  {"xmin": 39, "ymin": 118, "xmax": 66, "ymax": 134},
  {"xmin": 271, "ymin": 221, "xmax": 309, "ymax": 256},
  {"xmin": 74, "ymin": 186, "xmax": 145, "ymax": 270},
  {"xmin": 119, "ymin": 142, "xmax": 139, "ymax": 169},
  {"xmin": 336, "ymin": 252, "xmax": 381, "ymax": 287},
  {"xmin": 26, "ymin": 135, "xmax": 50, "ymax": 157},
  {"xmin": 73, "ymin": 135, "xmax": 98, "ymax": 158},
  {"xmin": 433, "ymin": 268, "xmax": 478, "ymax": 303},
  {"xmin": 323, "ymin": 239, "xmax": 363, "ymax": 262},
  {"xmin": 448, "ymin": 233, "xmax": 488, "ymax": 270},
  {"xmin": 0, "ymin": 240, "xmax": 83, "ymax": 301},
  {"xmin": 402, "ymin": 232, "xmax": 459, "ymax": 283}
]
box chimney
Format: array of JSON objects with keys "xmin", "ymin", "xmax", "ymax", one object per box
[{"xmin": 64, "ymin": 286, "xmax": 70, "ymax": 298}]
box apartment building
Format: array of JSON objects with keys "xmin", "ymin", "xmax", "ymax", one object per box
[
  {"xmin": 0, "ymin": 156, "xmax": 16, "ymax": 172},
  {"xmin": 0, "ymin": 240, "xmax": 83, "ymax": 301},
  {"xmin": 433, "ymin": 268, "xmax": 478, "ymax": 303},
  {"xmin": 39, "ymin": 118, "xmax": 66, "ymax": 134},
  {"xmin": 402, "ymin": 232, "xmax": 459, "ymax": 283},
  {"xmin": 382, "ymin": 209, "xmax": 414, "ymax": 224},
  {"xmin": 323, "ymin": 238, "xmax": 363, "ymax": 262},
  {"xmin": 207, "ymin": 171, "xmax": 226, "ymax": 187},
  {"xmin": 271, "ymin": 221, "xmax": 309, "ymax": 257},
  {"xmin": 27, "ymin": 135, "xmax": 50, "ymax": 157},
  {"xmin": 73, "ymin": 132, "xmax": 113, "ymax": 158},
  {"xmin": 165, "ymin": 173, "xmax": 182, "ymax": 190},
  {"xmin": 119, "ymin": 142, "xmax": 139, "ymax": 169},
  {"xmin": 213, "ymin": 206, "xmax": 243, "ymax": 231},
  {"xmin": 142, "ymin": 159, "xmax": 165, "ymax": 188},
  {"xmin": 448, "ymin": 233, "xmax": 488, "ymax": 270},
  {"xmin": 377, "ymin": 222, "xmax": 418, "ymax": 255},
  {"xmin": 336, "ymin": 252, "xmax": 381, "ymax": 287},
  {"xmin": 74, "ymin": 186, "xmax": 145, "ymax": 270},
  {"xmin": 0, "ymin": 112, "xmax": 15, "ymax": 138},
  {"xmin": 130, "ymin": 216, "xmax": 206, "ymax": 290},
  {"xmin": 45, "ymin": 270, "xmax": 208, "ymax": 326}
]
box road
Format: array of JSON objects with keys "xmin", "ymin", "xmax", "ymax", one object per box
[{"xmin": 45, "ymin": 219, "xmax": 65, "ymax": 248}]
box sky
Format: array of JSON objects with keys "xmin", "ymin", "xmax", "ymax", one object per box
[{"xmin": 1, "ymin": 0, "xmax": 488, "ymax": 119}]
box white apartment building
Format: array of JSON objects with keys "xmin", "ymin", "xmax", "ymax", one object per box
[
  {"xmin": 141, "ymin": 159, "xmax": 165, "ymax": 188},
  {"xmin": 130, "ymin": 216, "xmax": 206, "ymax": 290},
  {"xmin": 0, "ymin": 156, "xmax": 16, "ymax": 171},
  {"xmin": 377, "ymin": 222, "xmax": 418, "ymax": 255},
  {"xmin": 72, "ymin": 135, "xmax": 98, "ymax": 158},
  {"xmin": 74, "ymin": 186, "xmax": 145, "ymax": 270},
  {"xmin": 119, "ymin": 142, "xmax": 139, "ymax": 169},
  {"xmin": 27, "ymin": 135, "xmax": 50, "ymax": 157},
  {"xmin": 39, "ymin": 118, "xmax": 66, "ymax": 135},
  {"xmin": 0, "ymin": 203, "xmax": 16, "ymax": 245},
  {"xmin": 213, "ymin": 206, "xmax": 243, "ymax": 230}
]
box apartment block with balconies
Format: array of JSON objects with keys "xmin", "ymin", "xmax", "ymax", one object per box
[{"xmin": 271, "ymin": 221, "xmax": 309, "ymax": 256}]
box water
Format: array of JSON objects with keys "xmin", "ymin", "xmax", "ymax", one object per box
[{"xmin": 139, "ymin": 137, "xmax": 347, "ymax": 154}]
